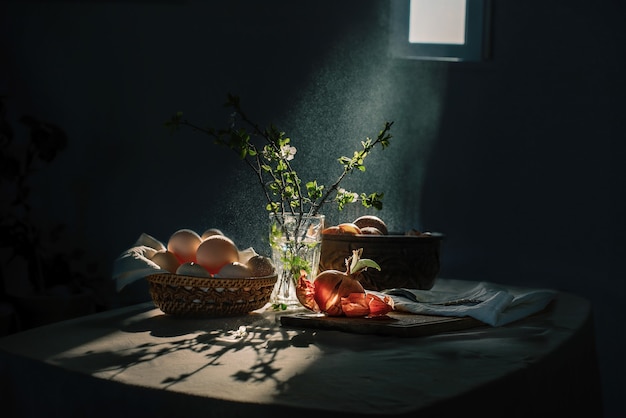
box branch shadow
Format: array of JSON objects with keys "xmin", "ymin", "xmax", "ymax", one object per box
[
  {"xmin": 51, "ymin": 303, "xmax": 562, "ymax": 402},
  {"xmin": 53, "ymin": 310, "xmax": 319, "ymax": 392}
]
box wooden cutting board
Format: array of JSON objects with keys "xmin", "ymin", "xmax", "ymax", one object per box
[{"xmin": 280, "ymin": 311, "xmax": 484, "ymax": 338}]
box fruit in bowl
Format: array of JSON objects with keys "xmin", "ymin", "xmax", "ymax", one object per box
[{"xmin": 319, "ymin": 216, "xmax": 443, "ymax": 291}]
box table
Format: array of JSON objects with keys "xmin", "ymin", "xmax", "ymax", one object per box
[{"xmin": 0, "ymin": 279, "xmax": 603, "ymax": 417}]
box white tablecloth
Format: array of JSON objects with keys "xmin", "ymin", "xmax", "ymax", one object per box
[{"xmin": 0, "ymin": 279, "xmax": 603, "ymax": 417}]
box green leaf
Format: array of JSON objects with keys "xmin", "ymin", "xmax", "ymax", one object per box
[
  {"xmin": 353, "ymin": 258, "xmax": 381, "ymax": 272},
  {"xmin": 360, "ymin": 192, "xmax": 384, "ymax": 210}
]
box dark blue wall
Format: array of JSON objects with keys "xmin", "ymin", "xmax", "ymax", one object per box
[{"xmin": 1, "ymin": 1, "xmax": 624, "ymax": 416}]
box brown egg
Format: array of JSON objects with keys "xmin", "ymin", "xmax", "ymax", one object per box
[
  {"xmin": 196, "ymin": 235, "xmax": 239, "ymax": 274},
  {"xmin": 246, "ymin": 255, "xmax": 275, "ymax": 277},
  {"xmin": 201, "ymin": 228, "xmax": 225, "ymax": 240},
  {"xmin": 151, "ymin": 250, "xmax": 180, "ymax": 273},
  {"xmin": 167, "ymin": 229, "xmax": 202, "ymax": 263}
]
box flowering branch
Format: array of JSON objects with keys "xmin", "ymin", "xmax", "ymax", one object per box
[
  {"xmin": 312, "ymin": 121, "xmax": 393, "ymax": 215},
  {"xmin": 165, "ymin": 94, "xmax": 393, "ymax": 221}
]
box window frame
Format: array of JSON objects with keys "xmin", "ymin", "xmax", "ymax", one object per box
[{"xmin": 389, "ymin": 0, "xmax": 491, "ymax": 62}]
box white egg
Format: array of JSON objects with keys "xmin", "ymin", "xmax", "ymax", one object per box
[
  {"xmin": 214, "ymin": 262, "xmax": 252, "ymax": 279},
  {"xmin": 176, "ymin": 262, "xmax": 212, "ymax": 278}
]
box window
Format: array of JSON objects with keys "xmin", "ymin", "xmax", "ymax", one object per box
[{"xmin": 390, "ymin": 0, "xmax": 491, "ymax": 62}]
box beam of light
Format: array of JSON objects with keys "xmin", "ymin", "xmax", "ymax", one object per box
[{"xmin": 278, "ymin": 26, "xmax": 447, "ymax": 232}]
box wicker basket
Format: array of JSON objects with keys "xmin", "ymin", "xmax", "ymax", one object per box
[{"xmin": 146, "ymin": 273, "xmax": 278, "ymax": 317}]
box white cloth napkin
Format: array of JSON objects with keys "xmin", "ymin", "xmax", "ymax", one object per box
[
  {"xmin": 377, "ymin": 279, "xmax": 557, "ymax": 327},
  {"xmin": 112, "ymin": 234, "xmax": 169, "ymax": 292}
]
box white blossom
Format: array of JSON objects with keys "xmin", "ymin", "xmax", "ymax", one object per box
[
  {"xmin": 233, "ymin": 325, "xmax": 247, "ymax": 338},
  {"xmin": 338, "ymin": 188, "xmax": 358, "ymax": 201},
  {"xmin": 280, "ymin": 145, "xmax": 297, "ymax": 161}
]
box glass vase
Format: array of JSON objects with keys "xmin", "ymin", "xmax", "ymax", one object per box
[{"xmin": 269, "ymin": 213, "xmax": 325, "ymax": 309}]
